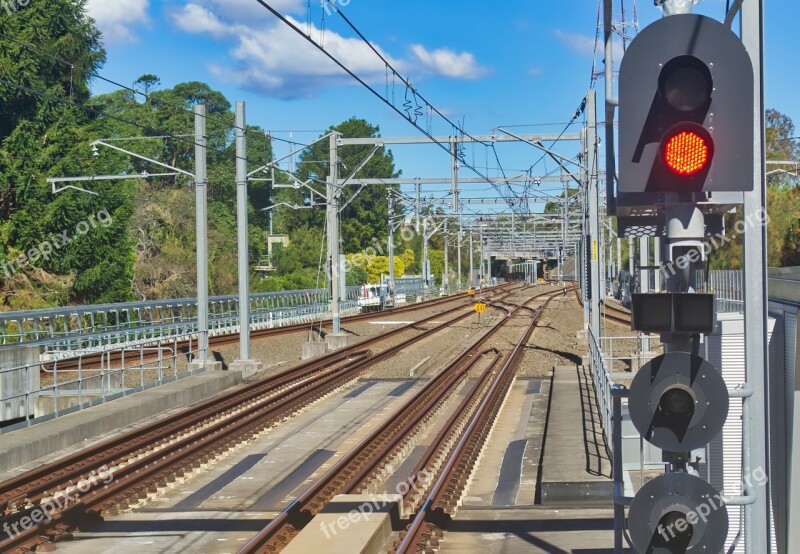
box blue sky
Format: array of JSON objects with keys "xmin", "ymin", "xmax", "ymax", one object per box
[{"xmin": 85, "ymin": 0, "xmax": 800, "ymax": 203}]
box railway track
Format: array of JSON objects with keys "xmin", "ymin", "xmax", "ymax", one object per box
[
  {"xmin": 572, "ymin": 286, "xmax": 632, "ymax": 326},
  {"xmin": 0, "ymin": 287, "xmax": 519, "ymax": 553},
  {"xmin": 45, "ymin": 284, "xmax": 518, "ymax": 372},
  {"xmin": 391, "ymin": 290, "xmax": 563, "ymax": 553},
  {"xmin": 237, "ymin": 286, "xmax": 569, "ymax": 554}
]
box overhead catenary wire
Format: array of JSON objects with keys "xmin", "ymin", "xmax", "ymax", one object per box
[
  {"xmin": 0, "ymin": 77, "xmax": 235, "ymax": 161},
  {"xmin": 0, "ymin": 31, "xmax": 241, "ymax": 133},
  {"xmin": 252, "ymin": 0, "xmax": 518, "ymax": 207},
  {"xmin": 323, "ymin": 1, "xmax": 492, "ymax": 150}
]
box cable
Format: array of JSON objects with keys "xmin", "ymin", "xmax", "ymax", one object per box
[
  {"xmin": 252, "ymin": 0, "xmax": 516, "ymax": 207},
  {"xmin": 526, "ymin": 97, "xmax": 587, "ymax": 175},
  {"xmin": 326, "ymin": 2, "xmax": 492, "ymax": 150},
  {"xmin": 0, "ymin": 77, "xmax": 214, "ymax": 151},
  {"xmin": 0, "ymin": 31, "xmax": 240, "ymax": 133}
]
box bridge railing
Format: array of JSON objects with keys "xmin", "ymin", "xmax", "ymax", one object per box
[
  {"xmin": 589, "ymin": 327, "xmax": 622, "ymax": 448},
  {"xmin": 0, "ymin": 281, "xmax": 433, "ymax": 430},
  {"xmin": 0, "ymin": 287, "xmax": 367, "ymax": 350}
]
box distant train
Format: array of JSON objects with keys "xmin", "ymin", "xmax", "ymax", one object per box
[{"xmin": 357, "ymin": 283, "xmax": 391, "ymax": 311}]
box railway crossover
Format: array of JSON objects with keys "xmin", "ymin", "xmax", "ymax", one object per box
[{"xmin": 0, "ymin": 286, "xmax": 520, "ymax": 553}]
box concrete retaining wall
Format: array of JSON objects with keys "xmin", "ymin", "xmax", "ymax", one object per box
[{"xmin": 0, "ymin": 370, "xmax": 241, "ymax": 474}]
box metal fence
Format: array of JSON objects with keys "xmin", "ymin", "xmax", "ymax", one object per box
[
  {"xmin": 707, "ymin": 269, "xmax": 744, "ymax": 314},
  {"xmin": 0, "ymin": 282, "xmax": 430, "ymax": 430},
  {"xmin": 0, "ymin": 287, "xmax": 367, "ymax": 352}
]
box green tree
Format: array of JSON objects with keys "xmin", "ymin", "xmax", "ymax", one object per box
[
  {"xmin": 365, "ymin": 256, "xmax": 406, "ymax": 284},
  {"xmin": 0, "ymin": 1, "xmax": 140, "ymax": 305},
  {"xmin": 710, "ymin": 108, "xmax": 800, "ymax": 269},
  {"xmin": 429, "ymin": 250, "xmax": 444, "ymax": 285},
  {"xmin": 279, "ymin": 118, "xmax": 402, "ymax": 252},
  {"xmin": 399, "ymin": 248, "xmax": 415, "ymax": 273}
]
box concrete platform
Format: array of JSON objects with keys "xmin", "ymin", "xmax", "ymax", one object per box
[
  {"xmin": 52, "ymin": 380, "xmax": 425, "ymax": 554},
  {"xmin": 462, "ymin": 379, "xmax": 548, "ymax": 508},
  {"xmin": 0, "ymin": 370, "xmax": 242, "ymax": 475},
  {"xmin": 439, "ymin": 506, "xmax": 626, "ymax": 553},
  {"xmin": 539, "ymin": 365, "xmax": 612, "ymax": 505},
  {"xmin": 284, "ymin": 494, "xmax": 402, "ymax": 554}
]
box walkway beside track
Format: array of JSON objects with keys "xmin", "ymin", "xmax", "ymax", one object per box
[
  {"xmin": 0, "ymin": 370, "xmax": 242, "ymax": 477},
  {"xmin": 439, "ymin": 364, "xmax": 619, "ymax": 553},
  {"xmin": 539, "ymin": 364, "xmax": 613, "ymax": 504}
]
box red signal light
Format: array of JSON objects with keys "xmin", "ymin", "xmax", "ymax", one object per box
[{"xmin": 662, "ymin": 130, "xmax": 711, "ymax": 176}]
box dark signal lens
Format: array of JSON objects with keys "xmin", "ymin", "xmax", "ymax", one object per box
[{"xmin": 659, "ymin": 56, "xmax": 713, "ymax": 112}]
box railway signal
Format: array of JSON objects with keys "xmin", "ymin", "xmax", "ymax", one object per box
[
  {"xmin": 615, "ymin": 11, "xmax": 753, "ymax": 552},
  {"xmin": 618, "ymin": 13, "xmax": 754, "ymax": 193},
  {"xmin": 626, "ymin": 351, "xmax": 730, "ymax": 553}
]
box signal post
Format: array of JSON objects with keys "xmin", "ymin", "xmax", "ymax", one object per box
[{"xmin": 614, "ymin": 7, "xmax": 766, "ymax": 553}]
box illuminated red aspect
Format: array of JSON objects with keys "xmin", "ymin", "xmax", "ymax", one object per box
[{"xmin": 663, "ymin": 131, "xmax": 711, "ymax": 176}]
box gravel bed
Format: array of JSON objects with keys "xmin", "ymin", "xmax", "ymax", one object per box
[
  {"xmin": 517, "ymin": 293, "xmax": 587, "ymax": 377},
  {"xmin": 36, "ymin": 296, "xmax": 479, "ymax": 391}
]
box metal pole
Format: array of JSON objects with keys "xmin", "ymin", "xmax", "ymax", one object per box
[
  {"xmin": 640, "ymin": 237, "xmax": 650, "ymax": 352},
  {"xmin": 423, "ymin": 218, "xmax": 429, "ymax": 291},
  {"xmin": 600, "ymin": 221, "xmax": 606, "ymax": 298},
  {"xmin": 612, "ymin": 387, "xmax": 625, "ymax": 553},
  {"xmin": 628, "ymin": 237, "xmax": 635, "ymax": 275},
  {"xmin": 604, "ymin": 0, "xmax": 617, "ymax": 216},
  {"xmin": 742, "ymin": 0, "xmax": 771, "ymax": 550},
  {"xmin": 443, "ymin": 221, "xmax": 449, "ymax": 293},
  {"xmin": 653, "ymin": 236, "xmax": 662, "ymax": 291},
  {"xmin": 485, "ymin": 237, "xmax": 491, "ymax": 283},
  {"xmin": 587, "ymin": 90, "xmax": 601, "ymax": 338},
  {"xmin": 457, "ymin": 216, "xmax": 462, "ymax": 291},
  {"xmin": 328, "ymin": 133, "xmax": 341, "ymax": 333},
  {"xmin": 479, "ymin": 227, "xmax": 484, "ymax": 285},
  {"xmin": 469, "ymin": 233, "xmax": 474, "ymax": 288},
  {"xmin": 451, "ymin": 140, "xmax": 459, "ymax": 211},
  {"xmin": 234, "ymin": 101, "xmax": 251, "ymax": 361},
  {"xmin": 580, "ymin": 126, "xmax": 590, "ymax": 329},
  {"xmin": 194, "ymin": 105, "xmax": 209, "ymax": 361},
  {"xmin": 415, "ymin": 182, "xmax": 421, "ymax": 233},
  {"xmin": 388, "ymin": 193, "xmax": 395, "ymax": 293},
  {"xmin": 562, "ymin": 177, "xmax": 568, "ymax": 285}
]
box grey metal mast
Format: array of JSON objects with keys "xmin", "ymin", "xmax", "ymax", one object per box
[{"xmin": 194, "ymin": 105, "xmax": 210, "ymax": 361}]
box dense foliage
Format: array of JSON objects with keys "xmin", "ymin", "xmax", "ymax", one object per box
[{"xmin": 0, "ymin": 5, "xmax": 797, "ymax": 310}]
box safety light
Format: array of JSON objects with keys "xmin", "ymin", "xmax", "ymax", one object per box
[
  {"xmin": 662, "ymin": 127, "xmax": 712, "ymax": 176},
  {"xmin": 618, "ymin": 13, "xmax": 754, "ymax": 193}
]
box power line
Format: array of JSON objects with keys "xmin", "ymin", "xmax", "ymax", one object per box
[
  {"xmin": 325, "ymin": 2, "xmax": 492, "ymax": 150},
  {"xmin": 252, "ymin": 0, "xmax": 517, "ymax": 205},
  {"xmin": 0, "ymin": 31, "xmax": 240, "ymax": 132}
]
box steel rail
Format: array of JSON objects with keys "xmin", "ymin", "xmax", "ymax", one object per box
[
  {"xmin": 237, "ymin": 287, "xmax": 563, "ymax": 554},
  {"xmin": 393, "ymin": 288, "xmax": 566, "ymax": 552},
  {"xmin": 44, "ymin": 284, "xmax": 519, "ymax": 372},
  {"xmin": 0, "ymin": 292, "xmax": 507, "ymax": 552}
]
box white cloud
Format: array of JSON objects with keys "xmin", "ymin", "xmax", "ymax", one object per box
[
  {"xmin": 177, "ymin": 0, "xmax": 302, "ymax": 24},
  {"xmin": 410, "ymin": 45, "xmax": 488, "ymax": 79},
  {"xmin": 553, "ymin": 28, "xmax": 624, "ymax": 59},
  {"xmin": 85, "ymin": 0, "xmax": 150, "ymax": 45},
  {"xmin": 553, "ymin": 29, "xmax": 597, "ymax": 55},
  {"xmin": 173, "ymin": 3, "xmax": 230, "ymax": 38},
  {"xmin": 171, "ymin": 1, "xmax": 488, "ymax": 99}
]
